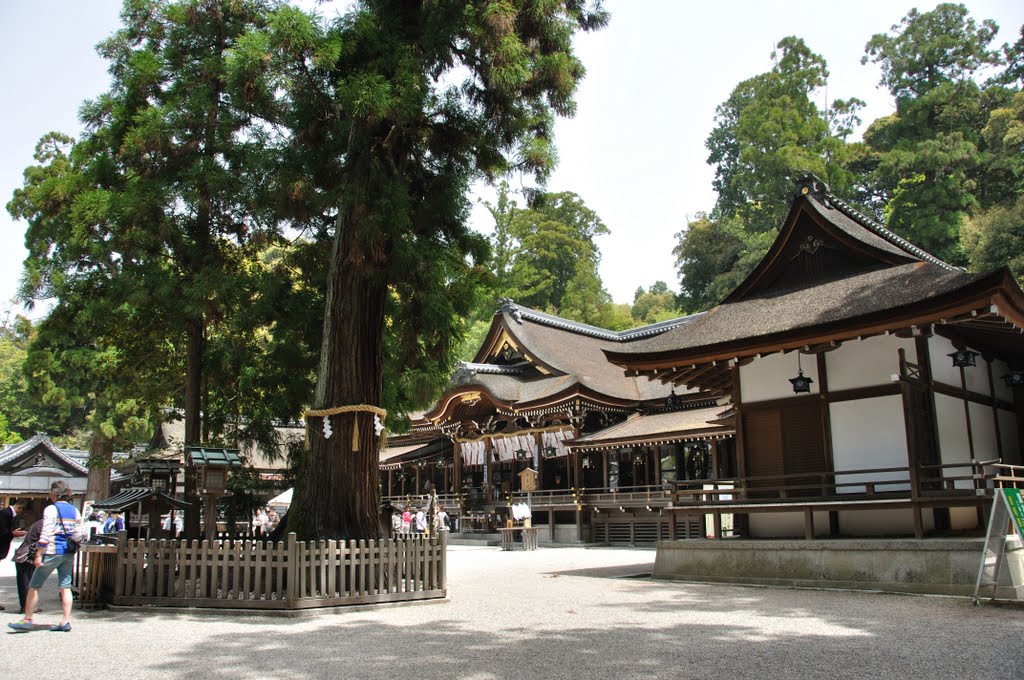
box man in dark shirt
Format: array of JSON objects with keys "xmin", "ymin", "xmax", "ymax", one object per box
[{"xmin": 0, "ymin": 499, "xmax": 27, "ymax": 611}]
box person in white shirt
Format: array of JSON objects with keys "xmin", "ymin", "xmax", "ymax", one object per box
[{"xmin": 9, "ymin": 481, "xmax": 86, "ymax": 633}]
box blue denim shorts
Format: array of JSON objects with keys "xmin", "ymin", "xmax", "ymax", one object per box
[{"xmin": 28, "ymin": 553, "xmax": 75, "ymax": 589}]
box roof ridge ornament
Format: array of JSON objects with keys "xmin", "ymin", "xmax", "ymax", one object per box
[
  {"xmin": 794, "ymin": 173, "xmax": 830, "ymax": 201},
  {"xmin": 498, "ymin": 297, "xmax": 523, "ymax": 323}
]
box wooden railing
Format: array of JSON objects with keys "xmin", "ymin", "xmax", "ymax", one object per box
[
  {"xmin": 991, "ymin": 462, "xmax": 1024, "ymax": 489},
  {"xmin": 84, "ymin": 533, "xmax": 445, "ymax": 610},
  {"xmin": 669, "ymin": 460, "xmax": 995, "ymax": 505}
]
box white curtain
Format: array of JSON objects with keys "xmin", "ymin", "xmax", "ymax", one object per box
[
  {"xmin": 541, "ymin": 429, "xmax": 572, "ymax": 457},
  {"xmin": 460, "ymin": 440, "xmax": 486, "ymax": 467}
]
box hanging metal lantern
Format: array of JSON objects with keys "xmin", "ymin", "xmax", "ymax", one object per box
[
  {"xmin": 514, "ymin": 448, "xmax": 529, "ymax": 461},
  {"xmin": 1003, "ymin": 371, "xmax": 1024, "ymax": 388},
  {"xmin": 665, "ymin": 386, "xmax": 682, "ymax": 410},
  {"xmin": 542, "ymin": 445, "xmax": 558, "ymax": 459},
  {"xmin": 948, "ymin": 348, "xmax": 979, "ymax": 368},
  {"xmin": 789, "ymin": 353, "xmax": 813, "ymax": 394}
]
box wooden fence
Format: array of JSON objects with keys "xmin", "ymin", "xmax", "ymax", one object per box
[{"xmin": 77, "ymin": 533, "xmax": 446, "ymax": 610}]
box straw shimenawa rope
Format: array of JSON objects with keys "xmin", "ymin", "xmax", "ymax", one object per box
[{"xmin": 305, "ymin": 404, "xmax": 387, "ymax": 451}]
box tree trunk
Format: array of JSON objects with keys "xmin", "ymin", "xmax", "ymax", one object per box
[
  {"xmin": 292, "ymin": 205, "xmax": 387, "ymax": 541},
  {"xmin": 183, "ymin": 314, "xmax": 204, "ymax": 538},
  {"xmin": 84, "ymin": 435, "xmax": 114, "ymax": 504}
]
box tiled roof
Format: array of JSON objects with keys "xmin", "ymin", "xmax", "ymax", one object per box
[
  {"xmin": 569, "ymin": 405, "xmax": 732, "ymax": 448},
  {"xmin": 497, "ymin": 300, "xmax": 704, "ymax": 342},
  {"xmin": 492, "ymin": 306, "xmax": 694, "ymax": 402},
  {"xmin": 0, "ymin": 434, "xmax": 88, "ymax": 474},
  {"xmin": 92, "ymin": 487, "xmax": 191, "ymax": 511},
  {"xmin": 809, "ymin": 190, "xmax": 953, "ymax": 269},
  {"xmin": 613, "ymin": 263, "xmax": 986, "ymax": 357},
  {"xmin": 185, "ymin": 447, "xmax": 243, "ymax": 467}
]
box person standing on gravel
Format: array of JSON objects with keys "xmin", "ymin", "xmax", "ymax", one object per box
[{"xmin": 9, "ymin": 481, "xmax": 86, "ymax": 633}]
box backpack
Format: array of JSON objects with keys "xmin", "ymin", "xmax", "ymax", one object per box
[{"xmin": 55, "ymin": 502, "xmax": 81, "ymax": 555}]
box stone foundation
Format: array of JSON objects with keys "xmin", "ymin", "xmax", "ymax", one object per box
[{"xmin": 653, "ymin": 537, "xmax": 1024, "ymax": 598}]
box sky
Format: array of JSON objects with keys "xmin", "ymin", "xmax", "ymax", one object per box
[{"xmin": 1, "ymin": 1, "xmax": 1022, "ymax": 317}]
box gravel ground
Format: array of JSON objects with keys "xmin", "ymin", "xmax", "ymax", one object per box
[{"xmin": 2, "ymin": 543, "xmax": 1023, "ymax": 679}]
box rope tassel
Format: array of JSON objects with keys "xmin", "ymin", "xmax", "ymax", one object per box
[{"xmin": 304, "ymin": 404, "xmax": 388, "ymax": 453}]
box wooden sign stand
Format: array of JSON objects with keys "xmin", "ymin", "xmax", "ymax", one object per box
[{"xmin": 972, "ymin": 488, "xmax": 1024, "ymax": 605}]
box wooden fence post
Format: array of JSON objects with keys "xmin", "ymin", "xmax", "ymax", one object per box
[{"xmin": 287, "ymin": 532, "xmax": 298, "ymax": 607}]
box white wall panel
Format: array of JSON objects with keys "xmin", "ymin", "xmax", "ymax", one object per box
[
  {"xmin": 740, "ymin": 352, "xmax": 818, "ymax": 403},
  {"xmin": 929, "ymin": 335, "xmax": 961, "ymax": 388},
  {"xmin": 935, "ymin": 393, "xmax": 970, "ymax": 476},
  {"xmin": 829, "ymin": 396, "xmax": 908, "ymax": 492},
  {"xmin": 826, "ymin": 334, "xmax": 914, "ymax": 392},
  {"xmin": 837, "ymin": 508, "xmax": 931, "ymax": 536},
  {"xmin": 929, "ymin": 334, "xmax": 993, "ymax": 395},
  {"xmin": 999, "ymin": 408, "xmax": 1021, "ymax": 464},
  {"xmin": 993, "ymin": 357, "xmax": 1015, "ymax": 403},
  {"xmin": 970, "ymin": 401, "xmax": 999, "ymax": 463}
]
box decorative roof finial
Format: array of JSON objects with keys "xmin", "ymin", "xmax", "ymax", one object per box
[
  {"xmin": 794, "ymin": 173, "xmax": 829, "ymax": 200},
  {"xmin": 498, "ymin": 297, "xmax": 522, "ymax": 323}
]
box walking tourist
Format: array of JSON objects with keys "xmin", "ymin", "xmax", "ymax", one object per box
[
  {"xmin": 103, "ymin": 510, "xmax": 124, "ymax": 534},
  {"xmin": 9, "ymin": 481, "xmax": 86, "ymax": 632},
  {"xmin": 13, "ymin": 518, "xmax": 43, "ymax": 614},
  {"xmin": 401, "ymin": 506, "xmax": 412, "ymax": 533},
  {"xmin": 434, "ymin": 506, "xmax": 450, "ymax": 533}
]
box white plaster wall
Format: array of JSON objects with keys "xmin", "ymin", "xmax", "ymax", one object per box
[
  {"xmin": 970, "ymin": 401, "xmax": 1000, "ymax": 463},
  {"xmin": 993, "ymin": 357, "xmax": 1015, "ymax": 403},
  {"xmin": 826, "ymin": 334, "xmax": 915, "ymax": 392},
  {"xmin": 748, "ymin": 512, "xmax": 831, "ymax": 538},
  {"xmin": 929, "ymin": 334, "xmax": 994, "ymax": 395},
  {"xmin": 935, "ymin": 394, "xmax": 971, "ymax": 487},
  {"xmin": 950, "ymin": 507, "xmax": 981, "ymax": 531},
  {"xmin": 829, "ymin": 396, "xmax": 909, "ymax": 492},
  {"xmin": 999, "ymin": 408, "xmax": 1021, "ymax": 464},
  {"xmin": 837, "ymin": 508, "xmax": 933, "ymax": 536},
  {"xmin": 929, "ymin": 335, "xmax": 962, "ymax": 388},
  {"xmin": 741, "ymin": 352, "xmax": 818, "ymax": 403}
]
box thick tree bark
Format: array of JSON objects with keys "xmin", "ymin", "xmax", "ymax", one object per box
[
  {"xmin": 292, "ymin": 205, "xmax": 388, "ymax": 541},
  {"xmin": 183, "ymin": 315, "xmax": 204, "ymax": 538},
  {"xmin": 85, "ymin": 435, "xmax": 114, "ymax": 504}
]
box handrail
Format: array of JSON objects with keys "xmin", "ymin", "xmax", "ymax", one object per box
[{"xmin": 667, "ymin": 460, "xmax": 998, "ymax": 505}]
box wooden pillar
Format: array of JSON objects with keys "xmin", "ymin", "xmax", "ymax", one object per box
[
  {"xmin": 817, "ymin": 351, "xmax": 835, "ymax": 497},
  {"xmin": 203, "ymin": 495, "xmax": 217, "ymax": 541},
  {"xmin": 534, "ymin": 431, "xmax": 544, "ymax": 488},
  {"xmin": 454, "ymin": 440, "xmax": 462, "ymax": 494},
  {"xmin": 485, "ymin": 438, "xmax": 494, "ymax": 501}
]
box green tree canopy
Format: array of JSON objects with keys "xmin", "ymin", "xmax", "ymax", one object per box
[
  {"xmin": 706, "ymin": 36, "xmax": 865, "ymax": 235},
  {"xmin": 230, "ymin": 0, "xmax": 608, "ymax": 539},
  {"xmin": 861, "ymin": 3, "xmax": 1008, "ymax": 264}
]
